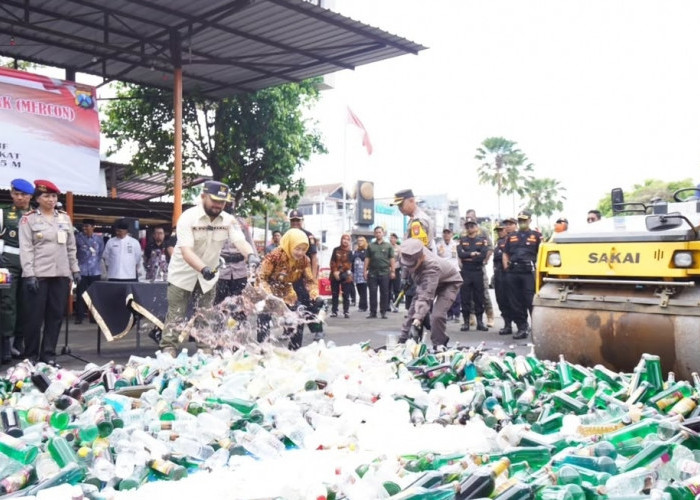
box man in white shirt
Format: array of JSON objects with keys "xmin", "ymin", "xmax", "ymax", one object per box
[
  {"xmin": 103, "ymin": 219, "xmax": 142, "ymax": 281},
  {"xmin": 160, "ymin": 181, "xmax": 257, "ymax": 356}
]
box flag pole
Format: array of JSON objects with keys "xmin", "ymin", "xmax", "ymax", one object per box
[{"xmin": 343, "ymin": 108, "xmax": 349, "ymax": 233}]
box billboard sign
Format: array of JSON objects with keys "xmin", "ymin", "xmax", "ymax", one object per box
[{"xmin": 0, "ymin": 67, "xmax": 103, "ymax": 195}]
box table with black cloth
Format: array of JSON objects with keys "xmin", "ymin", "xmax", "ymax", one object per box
[{"xmin": 82, "ymin": 281, "xmax": 168, "ymax": 353}]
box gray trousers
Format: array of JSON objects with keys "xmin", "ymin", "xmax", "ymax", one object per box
[
  {"xmin": 160, "ymin": 282, "xmax": 214, "ymax": 351},
  {"xmin": 405, "ymin": 282, "xmax": 460, "ymax": 346}
]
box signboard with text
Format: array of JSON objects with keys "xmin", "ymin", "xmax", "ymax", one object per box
[{"xmin": 0, "ymin": 67, "xmax": 103, "ymax": 195}]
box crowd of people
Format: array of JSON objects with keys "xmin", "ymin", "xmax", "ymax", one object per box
[{"xmin": 0, "ymin": 176, "xmax": 606, "ymax": 365}]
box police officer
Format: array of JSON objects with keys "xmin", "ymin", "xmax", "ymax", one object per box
[
  {"xmin": 398, "ymin": 239, "xmax": 461, "ymax": 349},
  {"xmin": 390, "ymin": 188, "xmax": 434, "ymax": 321},
  {"xmin": 288, "ymin": 209, "xmax": 324, "ymax": 341},
  {"xmin": 19, "ymin": 180, "xmax": 81, "ymax": 365},
  {"xmin": 0, "ymin": 178, "xmax": 34, "ymax": 363},
  {"xmin": 493, "ymin": 218, "xmax": 516, "ymax": 335},
  {"xmin": 457, "ymin": 216, "xmax": 489, "ymax": 332},
  {"xmin": 502, "ymin": 210, "xmax": 542, "ymax": 339}
]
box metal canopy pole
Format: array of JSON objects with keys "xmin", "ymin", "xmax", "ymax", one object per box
[{"xmin": 171, "ymin": 30, "xmax": 183, "ymax": 227}]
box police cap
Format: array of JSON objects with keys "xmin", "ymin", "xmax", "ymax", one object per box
[
  {"xmin": 34, "ymin": 179, "xmax": 61, "ymax": 195},
  {"xmin": 502, "ymin": 217, "xmax": 517, "ymax": 224},
  {"xmin": 399, "ymin": 238, "xmax": 424, "ymax": 267},
  {"xmin": 517, "ymin": 210, "xmax": 532, "ymax": 220},
  {"xmin": 390, "ymin": 189, "xmax": 415, "ymax": 206},
  {"xmin": 10, "ymin": 178, "xmax": 34, "ymax": 195},
  {"xmin": 202, "ymin": 180, "xmax": 230, "ymax": 202},
  {"xmin": 465, "ymin": 216, "xmax": 477, "ymax": 226},
  {"xmin": 494, "ymin": 220, "xmax": 506, "ymax": 230},
  {"xmin": 288, "ymin": 209, "xmax": 304, "ymax": 220}
]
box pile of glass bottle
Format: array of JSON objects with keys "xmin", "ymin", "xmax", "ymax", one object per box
[{"xmin": 1, "ymin": 339, "xmax": 699, "ymax": 499}]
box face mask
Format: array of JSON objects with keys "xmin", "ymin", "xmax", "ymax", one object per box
[{"xmin": 518, "ymin": 222, "xmax": 529, "ymax": 231}]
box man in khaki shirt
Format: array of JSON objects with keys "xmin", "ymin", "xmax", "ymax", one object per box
[{"xmin": 160, "ymin": 181, "xmax": 257, "ymax": 356}]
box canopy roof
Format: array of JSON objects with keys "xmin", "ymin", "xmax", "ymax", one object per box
[{"xmin": 0, "ymin": 0, "xmax": 425, "ymax": 98}]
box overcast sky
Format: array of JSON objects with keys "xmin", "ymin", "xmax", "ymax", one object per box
[{"xmin": 300, "ymin": 0, "xmax": 700, "ymax": 225}]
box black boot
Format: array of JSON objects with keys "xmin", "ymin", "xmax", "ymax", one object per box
[
  {"xmin": 499, "ymin": 325, "xmax": 513, "ymax": 335},
  {"xmin": 476, "ymin": 316, "xmax": 488, "ymax": 331},
  {"xmin": 460, "ymin": 321, "xmax": 470, "ymax": 332},
  {"xmin": 1, "ymin": 337, "xmax": 12, "ymax": 364},
  {"xmin": 513, "ymin": 324, "xmax": 529, "ymax": 340}
]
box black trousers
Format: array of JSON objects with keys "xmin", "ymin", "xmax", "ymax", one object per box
[
  {"xmin": 23, "ymin": 277, "xmax": 70, "ymax": 362},
  {"xmin": 293, "ymin": 280, "xmax": 323, "ymax": 335},
  {"xmin": 214, "ymin": 277, "xmax": 247, "ymax": 305},
  {"xmin": 75, "ymin": 275, "xmax": 101, "ymax": 320},
  {"xmin": 460, "ymin": 268, "xmax": 484, "ymax": 320},
  {"xmin": 493, "ymin": 268, "xmax": 511, "ymax": 325},
  {"xmin": 367, "ymin": 273, "xmax": 390, "ymax": 315},
  {"xmin": 504, "ymin": 270, "xmax": 535, "ymax": 328},
  {"xmin": 390, "ymin": 268, "xmax": 402, "ymax": 304},
  {"xmin": 355, "ymin": 283, "xmax": 368, "ymax": 311},
  {"xmin": 330, "ymin": 278, "xmax": 353, "ymax": 314}
]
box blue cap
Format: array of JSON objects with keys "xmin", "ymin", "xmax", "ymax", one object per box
[{"xmin": 10, "ymin": 178, "xmax": 34, "ymax": 195}]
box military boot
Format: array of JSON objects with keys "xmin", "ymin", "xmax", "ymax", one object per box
[
  {"xmin": 513, "ymin": 324, "xmax": 529, "ymax": 340},
  {"xmin": 476, "ymin": 316, "xmax": 488, "ymax": 331},
  {"xmin": 499, "ymin": 324, "xmax": 513, "ymax": 335}
]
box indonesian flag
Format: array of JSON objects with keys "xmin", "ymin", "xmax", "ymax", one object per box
[{"xmin": 346, "ymin": 106, "xmax": 373, "ymax": 155}]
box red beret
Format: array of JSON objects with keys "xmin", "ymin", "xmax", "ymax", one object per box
[{"xmin": 34, "ymin": 179, "xmax": 61, "ymax": 195}]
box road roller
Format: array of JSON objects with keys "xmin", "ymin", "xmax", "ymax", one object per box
[{"xmin": 532, "ymin": 187, "xmax": 700, "ymax": 379}]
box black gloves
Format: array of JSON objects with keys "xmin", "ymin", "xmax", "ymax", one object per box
[
  {"xmin": 25, "ymin": 277, "xmax": 39, "ymax": 293},
  {"xmin": 72, "ymin": 272, "xmax": 81, "ymax": 285},
  {"xmin": 201, "ymin": 266, "xmax": 216, "ymax": 280},
  {"xmin": 223, "ymin": 254, "xmax": 245, "ymax": 264}
]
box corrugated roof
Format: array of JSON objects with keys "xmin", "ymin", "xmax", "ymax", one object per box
[
  {"xmin": 102, "ymin": 161, "xmax": 209, "ymax": 201},
  {"xmin": 0, "ymin": 0, "xmax": 426, "ymax": 98}
]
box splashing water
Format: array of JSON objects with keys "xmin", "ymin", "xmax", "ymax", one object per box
[{"xmin": 176, "ymin": 285, "xmax": 326, "ymax": 351}]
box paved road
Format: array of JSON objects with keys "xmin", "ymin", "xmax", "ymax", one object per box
[{"xmin": 12, "ymin": 291, "xmax": 533, "ymax": 371}]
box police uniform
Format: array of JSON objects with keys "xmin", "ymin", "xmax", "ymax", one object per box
[
  {"xmin": 390, "ymin": 189, "xmax": 434, "ymax": 317},
  {"xmin": 503, "ymin": 210, "xmax": 542, "ymax": 339},
  {"xmin": 399, "ymin": 239, "xmax": 462, "ymax": 348},
  {"xmin": 19, "ymin": 180, "xmax": 80, "ymax": 364},
  {"xmin": 0, "ymin": 178, "xmax": 33, "ymax": 362},
  {"xmin": 492, "ymin": 219, "xmax": 514, "ymax": 335},
  {"xmin": 457, "ymin": 217, "xmax": 489, "ymax": 331}
]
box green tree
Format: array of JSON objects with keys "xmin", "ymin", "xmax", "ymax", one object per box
[
  {"xmin": 523, "ymin": 177, "xmax": 566, "ymax": 225},
  {"xmin": 596, "ymin": 178, "xmax": 695, "ymax": 216},
  {"xmin": 475, "ymin": 137, "xmax": 534, "ymax": 218},
  {"xmin": 101, "ymin": 79, "xmax": 327, "ymax": 214}
]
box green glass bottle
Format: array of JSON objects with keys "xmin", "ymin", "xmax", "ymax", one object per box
[
  {"xmin": 0, "ymin": 431, "xmax": 39, "ymax": 464},
  {"xmin": 558, "ymin": 464, "xmax": 611, "ymax": 486},
  {"xmin": 642, "ymin": 353, "xmax": 664, "ymax": 391},
  {"xmin": 148, "ymin": 458, "xmax": 187, "ymax": 480},
  {"xmin": 47, "ymin": 436, "xmax": 81, "ymax": 469},
  {"xmin": 551, "ymin": 454, "xmax": 617, "ymax": 475},
  {"xmin": 550, "ymin": 391, "xmax": 588, "ymax": 415},
  {"xmin": 455, "ymin": 457, "xmax": 510, "ymax": 499},
  {"xmin": 19, "ymin": 408, "xmax": 70, "ymax": 430},
  {"xmin": 604, "ymin": 419, "xmax": 659, "ymax": 449},
  {"xmin": 206, "ymin": 396, "xmax": 257, "ymax": 416},
  {"xmin": 592, "ymin": 364, "xmax": 624, "ymax": 392},
  {"xmin": 556, "ymin": 355, "xmax": 575, "ymax": 389},
  {"xmin": 475, "ymin": 446, "xmax": 552, "ymax": 469},
  {"xmin": 620, "ymin": 440, "xmax": 674, "ymax": 473}
]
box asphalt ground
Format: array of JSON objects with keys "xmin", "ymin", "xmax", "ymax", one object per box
[{"xmin": 4, "ymin": 290, "xmax": 533, "ymax": 372}]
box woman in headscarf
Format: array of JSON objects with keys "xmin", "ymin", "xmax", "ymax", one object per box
[{"xmin": 256, "ymin": 228, "xmax": 320, "ymax": 349}]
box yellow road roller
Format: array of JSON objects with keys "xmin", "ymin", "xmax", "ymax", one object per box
[{"xmin": 532, "ymin": 187, "xmax": 700, "ymax": 379}]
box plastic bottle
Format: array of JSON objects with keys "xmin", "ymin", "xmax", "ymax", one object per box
[
  {"xmin": 0, "ymin": 431, "xmax": 39, "ymax": 464},
  {"xmin": 0, "ymin": 464, "xmax": 36, "ymax": 494}
]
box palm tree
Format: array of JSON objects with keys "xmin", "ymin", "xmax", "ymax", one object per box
[
  {"xmin": 475, "ymin": 137, "xmax": 534, "ymax": 218},
  {"xmin": 523, "ymin": 177, "xmax": 567, "ymax": 226}
]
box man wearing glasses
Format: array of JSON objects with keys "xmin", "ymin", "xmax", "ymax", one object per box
[
  {"xmin": 0, "ymin": 179, "xmax": 34, "ymax": 363},
  {"xmin": 587, "ymin": 210, "xmax": 602, "ymax": 223}
]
